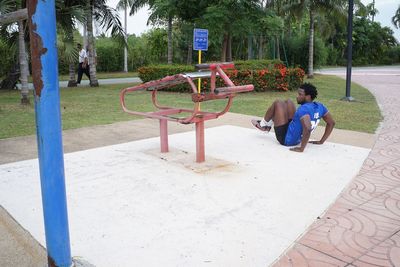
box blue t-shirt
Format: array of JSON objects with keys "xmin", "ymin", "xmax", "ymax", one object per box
[{"xmin": 284, "ymin": 102, "xmax": 328, "ymax": 146}]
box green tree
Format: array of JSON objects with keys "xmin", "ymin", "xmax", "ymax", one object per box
[
  {"xmin": 352, "ymin": 17, "xmax": 397, "ymax": 65},
  {"xmin": 56, "ymin": 0, "xmax": 85, "ymax": 87},
  {"xmin": 365, "ymin": 1, "xmax": 378, "ymax": 22},
  {"xmin": 86, "ymin": 0, "xmax": 125, "ymax": 86},
  {"xmin": 147, "ymin": 0, "xmax": 180, "ymax": 64},
  {"xmin": 201, "ymin": 0, "xmax": 260, "ymax": 62},
  {"xmin": 145, "ymin": 28, "xmax": 168, "ymax": 60},
  {"xmin": 0, "ymin": 0, "xmax": 29, "ymax": 104},
  {"xmin": 116, "ymin": 0, "xmax": 129, "ymax": 72},
  {"xmin": 392, "ymin": 5, "xmax": 400, "ymax": 29},
  {"xmin": 284, "ymin": 0, "xmax": 347, "ymax": 78}
]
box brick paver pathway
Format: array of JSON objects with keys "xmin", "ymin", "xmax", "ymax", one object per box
[{"xmin": 273, "ymin": 68, "xmax": 400, "ymax": 267}]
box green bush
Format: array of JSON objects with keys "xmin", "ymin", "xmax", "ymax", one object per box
[
  {"xmin": 96, "ymin": 38, "xmax": 124, "ymax": 72},
  {"xmin": 0, "ymin": 40, "xmax": 15, "ymax": 78},
  {"xmin": 381, "ymin": 46, "xmax": 400, "ymax": 65},
  {"xmin": 57, "ymin": 51, "xmax": 70, "ymax": 75},
  {"xmin": 138, "ymin": 64, "xmax": 194, "ymax": 92},
  {"xmin": 234, "ymin": 59, "xmax": 283, "ymax": 70},
  {"xmin": 285, "ymin": 34, "xmax": 328, "ymax": 69},
  {"xmin": 326, "ymin": 46, "xmax": 341, "ymax": 66},
  {"xmin": 138, "ymin": 64, "xmax": 194, "ymax": 82}
]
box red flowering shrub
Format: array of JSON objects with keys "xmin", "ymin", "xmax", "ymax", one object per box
[
  {"xmin": 138, "ymin": 62, "xmax": 305, "ymax": 92},
  {"xmin": 287, "ymin": 68, "xmax": 306, "ymax": 91}
]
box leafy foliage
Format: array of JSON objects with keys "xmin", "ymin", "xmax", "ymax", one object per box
[
  {"xmin": 352, "ymin": 17, "xmax": 398, "ymax": 65},
  {"xmin": 285, "ymin": 34, "xmax": 328, "ymax": 69},
  {"xmin": 0, "ymin": 39, "xmax": 14, "ymax": 77}
]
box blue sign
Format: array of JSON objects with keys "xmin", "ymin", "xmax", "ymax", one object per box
[{"xmin": 193, "ymin": 28, "xmax": 208, "ymax": 51}]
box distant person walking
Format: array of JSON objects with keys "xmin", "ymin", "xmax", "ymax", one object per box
[{"xmin": 77, "ymin": 43, "xmax": 90, "ymax": 84}]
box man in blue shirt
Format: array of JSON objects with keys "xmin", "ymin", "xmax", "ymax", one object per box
[{"xmin": 252, "ymin": 83, "xmax": 335, "ymax": 152}]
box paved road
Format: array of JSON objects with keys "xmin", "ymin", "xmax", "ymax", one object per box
[
  {"xmin": 316, "ymin": 65, "xmax": 400, "ymax": 75},
  {"xmin": 16, "ymin": 77, "xmax": 142, "ymax": 90}
]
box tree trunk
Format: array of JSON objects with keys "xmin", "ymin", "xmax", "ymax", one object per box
[
  {"xmin": 221, "ymin": 33, "xmax": 228, "ymax": 62},
  {"xmin": 167, "ymin": 16, "xmax": 173, "ymax": 64},
  {"xmin": 247, "ymin": 34, "xmax": 253, "ymax": 60},
  {"xmin": 18, "ymin": 20, "xmax": 30, "ymax": 105},
  {"xmin": 276, "ymin": 36, "xmax": 280, "ymax": 60},
  {"xmin": 258, "ymin": 35, "xmax": 264, "ymax": 59},
  {"xmin": 187, "ymin": 40, "xmax": 193, "ymax": 65},
  {"xmin": 0, "ymin": 8, "xmax": 27, "ymax": 24},
  {"xmin": 68, "ymin": 63, "xmax": 77, "ymax": 87},
  {"xmin": 308, "ymin": 10, "xmax": 314, "ymax": 78},
  {"xmin": 123, "ymin": 6, "xmax": 128, "ymax": 72},
  {"xmin": 372, "ymin": 0, "xmax": 375, "ymax": 22},
  {"xmin": 83, "ymin": 23, "xmax": 88, "ymax": 48},
  {"xmin": 226, "ymin": 33, "xmax": 232, "ymax": 62},
  {"xmin": 87, "ymin": 4, "xmax": 99, "ymax": 87}
]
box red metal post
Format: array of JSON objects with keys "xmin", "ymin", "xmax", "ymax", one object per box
[
  {"xmin": 160, "ymin": 119, "xmax": 169, "ymax": 153},
  {"xmin": 195, "ymin": 121, "xmax": 205, "ymax": 163}
]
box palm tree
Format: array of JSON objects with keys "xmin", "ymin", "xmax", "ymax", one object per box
[
  {"xmin": 392, "ymin": 5, "xmax": 400, "ymax": 29},
  {"xmin": 86, "ymin": 1, "xmax": 99, "ymax": 86},
  {"xmin": 124, "ymin": 0, "xmax": 182, "ymax": 64},
  {"xmin": 201, "ymin": 0, "xmax": 260, "ymax": 62},
  {"xmin": 18, "ymin": 19, "xmax": 29, "ymax": 104},
  {"xmin": 116, "ymin": 0, "xmax": 129, "ymax": 72},
  {"xmin": 55, "ymin": 0, "xmax": 85, "ymax": 87},
  {"xmin": 147, "ymin": 0, "xmax": 179, "ymax": 64},
  {"xmin": 368, "ymin": 0, "xmax": 377, "ymax": 22},
  {"xmin": 264, "ymin": 0, "xmax": 286, "ymax": 60},
  {"xmin": 0, "ymin": 0, "xmax": 30, "ymax": 104},
  {"xmin": 285, "ymin": 0, "xmax": 347, "ymax": 78},
  {"xmin": 87, "ymin": 0, "xmax": 125, "ymax": 86}
]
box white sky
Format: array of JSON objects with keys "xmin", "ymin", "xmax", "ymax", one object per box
[{"xmin": 107, "ymin": 0, "xmax": 399, "ymax": 42}]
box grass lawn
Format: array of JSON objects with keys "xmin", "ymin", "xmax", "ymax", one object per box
[{"xmin": 0, "ymin": 74, "xmax": 381, "ymax": 139}]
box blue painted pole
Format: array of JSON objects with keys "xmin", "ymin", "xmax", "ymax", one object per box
[{"xmin": 27, "ymin": 0, "xmax": 72, "ymax": 266}]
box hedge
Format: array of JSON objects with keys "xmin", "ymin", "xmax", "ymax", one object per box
[{"xmin": 138, "ymin": 61, "xmax": 305, "ymax": 92}]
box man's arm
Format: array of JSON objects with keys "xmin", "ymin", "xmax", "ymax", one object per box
[
  {"xmin": 290, "ymin": 115, "xmax": 312, "ymax": 153},
  {"xmin": 309, "ymin": 112, "xmax": 335, "ymax": 145}
]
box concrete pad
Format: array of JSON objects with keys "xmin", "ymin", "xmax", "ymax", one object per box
[
  {"xmin": 0, "ymin": 112, "xmax": 375, "ymax": 165},
  {"xmin": 0, "ymin": 125, "xmax": 370, "ymax": 266}
]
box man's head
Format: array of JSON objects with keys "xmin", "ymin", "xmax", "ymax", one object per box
[
  {"xmin": 296, "ymin": 83, "xmax": 318, "ymax": 104},
  {"xmin": 77, "ymin": 43, "xmax": 82, "ymax": 49}
]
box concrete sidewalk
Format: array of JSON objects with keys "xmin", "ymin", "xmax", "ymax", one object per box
[{"xmin": 0, "ymin": 112, "xmax": 375, "ymax": 266}]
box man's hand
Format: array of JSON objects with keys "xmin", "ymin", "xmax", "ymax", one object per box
[
  {"xmin": 309, "ymin": 140, "xmax": 323, "ymax": 145},
  {"xmin": 290, "ymin": 147, "xmax": 304, "ymax": 153}
]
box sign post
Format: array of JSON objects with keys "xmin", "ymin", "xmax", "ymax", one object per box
[{"xmin": 193, "ymin": 28, "xmax": 208, "ymax": 93}]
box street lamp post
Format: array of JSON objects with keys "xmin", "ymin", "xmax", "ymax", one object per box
[{"xmin": 343, "ymin": 0, "xmax": 355, "ymax": 101}]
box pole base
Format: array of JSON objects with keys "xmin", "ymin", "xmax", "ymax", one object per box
[{"xmin": 341, "ymin": 96, "xmax": 355, "ymax": 102}]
